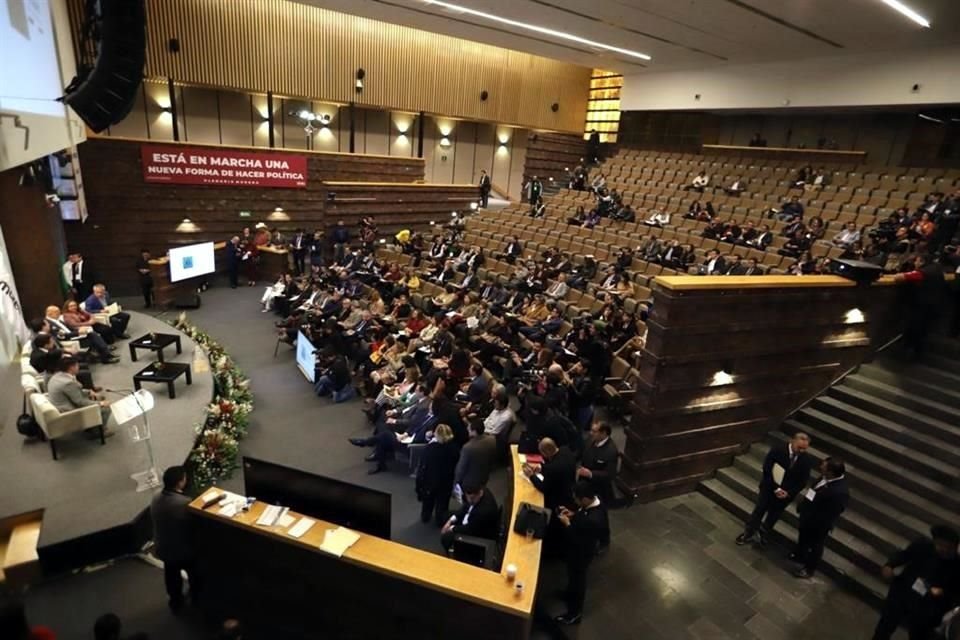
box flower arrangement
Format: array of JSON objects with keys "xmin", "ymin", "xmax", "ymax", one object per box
[{"xmin": 172, "ymin": 313, "xmax": 254, "ymax": 489}]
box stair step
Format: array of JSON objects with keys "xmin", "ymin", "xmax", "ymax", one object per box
[
  {"xmin": 828, "ymin": 384, "xmax": 960, "ymax": 445},
  {"xmin": 698, "ymin": 478, "xmax": 887, "ymax": 606},
  {"xmin": 859, "ymin": 363, "xmax": 960, "ymax": 410},
  {"xmin": 876, "ymin": 356, "xmax": 960, "ymax": 390},
  {"xmin": 715, "ymin": 464, "xmax": 891, "ymax": 573},
  {"xmin": 3, "ymin": 520, "xmax": 42, "ymax": 588},
  {"xmin": 811, "ymin": 395, "xmax": 960, "ymax": 465},
  {"xmin": 794, "ymin": 406, "xmax": 959, "ymax": 482},
  {"xmin": 844, "ymin": 374, "xmax": 960, "ymax": 425},
  {"xmin": 921, "ymin": 352, "xmax": 960, "ymax": 375},
  {"xmin": 770, "ymin": 430, "xmax": 960, "ymax": 530},
  {"xmin": 924, "ymin": 336, "xmax": 960, "ymax": 361},
  {"xmin": 734, "ymin": 448, "xmax": 910, "ymax": 555}
]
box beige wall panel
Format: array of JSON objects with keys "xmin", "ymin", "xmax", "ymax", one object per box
[
  {"xmin": 111, "ymin": 0, "xmax": 589, "ymax": 132},
  {"xmin": 364, "ymin": 109, "xmax": 390, "ymax": 156},
  {"xmin": 508, "ymin": 132, "xmax": 528, "ymax": 200},
  {"xmin": 144, "ymin": 81, "xmax": 174, "ymax": 142},
  {"xmin": 219, "ymin": 91, "xmax": 253, "ymax": 147},
  {"xmin": 181, "ymin": 85, "xmax": 219, "ymax": 144},
  {"xmin": 474, "ymin": 123, "xmax": 496, "ymax": 187},
  {"xmin": 108, "ymin": 86, "xmax": 149, "ymax": 139},
  {"xmin": 251, "ymin": 94, "xmax": 272, "ymax": 147},
  {"xmin": 453, "ymin": 121, "xmax": 478, "ymax": 186}
]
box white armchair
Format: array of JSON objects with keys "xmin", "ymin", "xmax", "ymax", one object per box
[{"xmin": 29, "ymin": 394, "xmax": 105, "ymax": 460}]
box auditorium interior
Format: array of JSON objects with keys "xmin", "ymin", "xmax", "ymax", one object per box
[{"xmin": 2, "ymin": 0, "xmax": 960, "ymax": 639}]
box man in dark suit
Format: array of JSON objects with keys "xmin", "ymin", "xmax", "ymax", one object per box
[
  {"xmin": 577, "ymin": 422, "xmax": 619, "ymax": 513},
  {"xmin": 150, "ymin": 466, "xmax": 199, "ymax": 612},
  {"xmin": 554, "ymin": 481, "xmax": 610, "ymax": 625},
  {"xmin": 737, "ymin": 432, "xmax": 813, "ymax": 546},
  {"xmin": 455, "ymin": 422, "xmax": 497, "ymax": 491},
  {"xmin": 872, "ymin": 525, "xmax": 960, "ymax": 640},
  {"xmin": 226, "ymin": 236, "xmax": 242, "ymax": 289},
  {"xmin": 697, "ymin": 250, "xmax": 727, "ymax": 276},
  {"xmin": 440, "ymin": 484, "xmax": 500, "ymax": 552},
  {"xmin": 68, "ymin": 252, "xmax": 96, "ymax": 301},
  {"xmin": 792, "ymin": 456, "xmax": 849, "ymax": 578},
  {"xmin": 350, "ymin": 396, "xmax": 440, "ymax": 473},
  {"xmin": 478, "ymin": 169, "xmax": 492, "ymax": 209},
  {"xmin": 523, "ymin": 438, "xmax": 576, "ymax": 512},
  {"xmin": 135, "ymin": 249, "xmax": 154, "ymax": 308},
  {"xmin": 289, "ymin": 228, "xmax": 308, "ymax": 275}
]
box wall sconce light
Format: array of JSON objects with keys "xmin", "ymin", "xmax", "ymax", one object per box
[
  {"xmin": 470, "ymin": 202, "xmax": 478, "ymax": 211},
  {"xmin": 440, "ymin": 137, "xmax": 452, "ymax": 148},
  {"xmin": 176, "ymin": 217, "xmax": 198, "ymax": 233},
  {"xmin": 429, "ymin": 220, "xmax": 436, "ymax": 226},
  {"xmin": 396, "ymin": 133, "xmax": 408, "ymax": 145},
  {"xmin": 498, "ymin": 143, "xmax": 508, "ymax": 153},
  {"xmin": 267, "ymin": 206, "xmax": 289, "ymax": 221},
  {"xmin": 844, "ymin": 308, "xmax": 865, "ymax": 324},
  {"xmin": 711, "ymin": 370, "xmax": 734, "ymax": 386}
]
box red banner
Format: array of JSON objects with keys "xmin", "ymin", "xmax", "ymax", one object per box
[{"xmin": 140, "ymin": 144, "xmax": 307, "ymax": 188}]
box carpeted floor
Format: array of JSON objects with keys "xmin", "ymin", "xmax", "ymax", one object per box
[{"xmin": 17, "ymin": 281, "xmax": 897, "ymax": 639}]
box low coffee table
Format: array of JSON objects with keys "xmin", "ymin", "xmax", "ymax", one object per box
[
  {"xmin": 133, "ymin": 362, "xmax": 192, "ymax": 399},
  {"xmin": 129, "ymin": 333, "xmax": 183, "ymax": 363}
]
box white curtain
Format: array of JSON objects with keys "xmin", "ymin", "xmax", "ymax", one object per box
[{"xmin": 0, "ymin": 225, "xmax": 31, "ymax": 362}]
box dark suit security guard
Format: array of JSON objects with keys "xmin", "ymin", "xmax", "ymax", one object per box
[
  {"xmin": 791, "ymin": 457, "xmax": 849, "ymax": 579},
  {"xmin": 577, "ymin": 421, "xmax": 618, "ymax": 514},
  {"xmin": 136, "ymin": 249, "xmax": 154, "ymax": 308},
  {"xmin": 150, "ymin": 466, "xmax": 200, "ymax": 612},
  {"xmin": 737, "ymin": 432, "xmax": 813, "ymax": 546},
  {"xmin": 478, "ymin": 170, "xmax": 491, "ymax": 209},
  {"xmin": 554, "ymin": 481, "xmax": 609, "ymax": 626},
  {"xmin": 872, "ymin": 525, "xmax": 960, "ymax": 640}
]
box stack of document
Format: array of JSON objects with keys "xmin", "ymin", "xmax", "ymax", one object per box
[{"xmin": 318, "ymin": 527, "xmax": 361, "ymax": 557}]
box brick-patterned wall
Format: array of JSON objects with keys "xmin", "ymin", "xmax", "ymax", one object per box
[{"xmin": 67, "ymin": 139, "xmax": 470, "ymax": 294}]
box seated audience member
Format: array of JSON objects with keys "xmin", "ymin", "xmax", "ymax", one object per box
[
  {"xmin": 642, "ymin": 209, "xmax": 670, "ymax": 228},
  {"xmin": 742, "ymin": 258, "xmax": 763, "ymax": 275},
  {"xmin": 530, "ymin": 198, "xmax": 546, "ymax": 219},
  {"xmin": 787, "ymin": 251, "xmax": 818, "ymax": 275},
  {"xmin": 725, "ymin": 177, "xmax": 747, "ymax": 195},
  {"xmin": 747, "ymin": 224, "xmax": 774, "ymax": 250},
  {"xmin": 807, "ymin": 217, "xmax": 826, "ymax": 241},
  {"xmin": 45, "ymin": 305, "xmax": 117, "ymax": 364},
  {"xmin": 84, "ymin": 284, "xmax": 131, "ymax": 337},
  {"xmin": 806, "ymin": 167, "xmax": 830, "ymax": 191},
  {"xmin": 590, "ymin": 173, "xmax": 606, "ymax": 194},
  {"xmin": 60, "ymin": 299, "xmax": 116, "ymax": 343},
  {"xmin": 697, "ymin": 250, "xmax": 726, "ymax": 276},
  {"xmin": 545, "ymin": 273, "xmax": 570, "ymax": 300},
  {"xmin": 47, "ymin": 356, "xmax": 114, "ymax": 435},
  {"xmin": 613, "ymin": 204, "xmax": 636, "ymax": 222},
  {"xmin": 912, "ymin": 212, "xmax": 936, "ymax": 243},
  {"xmin": 349, "ymin": 394, "xmax": 443, "ymax": 474},
  {"xmin": 440, "ymin": 483, "xmax": 500, "ymax": 552},
  {"xmin": 701, "ymin": 218, "xmax": 727, "ymax": 240},
  {"xmin": 582, "ymin": 208, "xmax": 601, "ymax": 229},
  {"xmin": 314, "ymin": 348, "xmax": 355, "ymax": 403},
  {"xmin": 567, "ymin": 206, "xmax": 587, "ymax": 226},
  {"xmin": 720, "ymin": 220, "xmax": 743, "ymax": 244},
  {"xmin": 683, "ymin": 170, "xmax": 710, "ymax": 192},
  {"xmin": 779, "ymin": 229, "xmax": 812, "ymax": 258},
  {"xmin": 724, "ymin": 254, "xmax": 745, "ymax": 275},
  {"xmin": 416, "ymin": 423, "xmax": 460, "ymax": 525},
  {"xmin": 93, "ymin": 613, "xmax": 148, "ymax": 640},
  {"xmin": 496, "ymin": 236, "xmax": 523, "ymax": 264},
  {"xmin": 832, "ymin": 222, "xmax": 862, "ymax": 249},
  {"xmin": 684, "ymin": 200, "xmax": 704, "ymax": 220},
  {"xmin": 792, "ymin": 165, "xmax": 812, "ymax": 188},
  {"xmin": 260, "ymin": 274, "xmax": 288, "ymax": 312},
  {"xmin": 483, "ymin": 386, "xmax": 515, "ymax": 437},
  {"xmin": 734, "ymin": 221, "xmax": 758, "ymax": 246},
  {"xmin": 772, "ymin": 196, "xmax": 805, "ymax": 223}
]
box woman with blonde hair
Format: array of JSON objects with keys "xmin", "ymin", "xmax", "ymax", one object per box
[
  {"xmin": 367, "ymin": 289, "xmax": 386, "ymax": 316},
  {"xmin": 415, "ymin": 423, "xmax": 460, "ymax": 525}
]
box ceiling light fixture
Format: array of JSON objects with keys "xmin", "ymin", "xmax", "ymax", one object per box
[
  {"xmin": 423, "ymin": 0, "xmax": 652, "ymax": 60},
  {"xmin": 878, "ymin": 0, "xmax": 931, "ymax": 27}
]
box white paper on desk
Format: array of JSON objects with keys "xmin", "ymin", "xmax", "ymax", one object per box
[
  {"xmin": 288, "ymin": 517, "xmax": 316, "ymax": 538},
  {"xmin": 772, "ymin": 463, "xmax": 785, "ymax": 486},
  {"xmin": 277, "ymin": 512, "xmax": 296, "ymax": 528},
  {"xmin": 218, "ymin": 503, "xmax": 239, "ymax": 518},
  {"xmin": 318, "ymin": 527, "xmax": 360, "ymax": 557}
]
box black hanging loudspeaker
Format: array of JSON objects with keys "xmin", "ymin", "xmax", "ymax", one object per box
[
  {"xmin": 62, "ymin": 0, "xmax": 146, "ymax": 133},
  {"xmin": 551, "ymin": 103, "xmax": 559, "ymax": 112}
]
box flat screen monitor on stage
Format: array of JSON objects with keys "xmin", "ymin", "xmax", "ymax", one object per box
[
  {"xmin": 243, "ymin": 456, "xmax": 392, "ymax": 540},
  {"xmin": 296, "ymin": 331, "xmax": 315, "ymax": 382},
  {"xmin": 168, "ymin": 242, "xmax": 216, "ymax": 283}
]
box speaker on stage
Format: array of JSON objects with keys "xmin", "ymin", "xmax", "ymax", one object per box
[
  {"xmin": 829, "ymin": 258, "xmax": 883, "ymax": 285},
  {"xmin": 62, "ymin": 0, "xmax": 146, "ymax": 133}
]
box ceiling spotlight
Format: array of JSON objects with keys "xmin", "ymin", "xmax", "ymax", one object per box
[
  {"xmin": 878, "ymin": 0, "xmax": 931, "ymax": 27},
  {"xmin": 298, "ymin": 109, "xmax": 314, "ymax": 120},
  {"xmin": 422, "ymin": 0, "xmax": 652, "ymax": 60}
]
